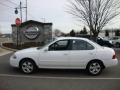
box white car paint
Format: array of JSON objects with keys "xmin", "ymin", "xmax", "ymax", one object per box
[{"xmin": 10, "ymin": 37, "xmax": 118, "ymax": 70}]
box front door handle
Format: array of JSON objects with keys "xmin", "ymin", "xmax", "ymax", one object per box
[{"xmin": 89, "ymin": 53, "xmax": 93, "ymax": 55}]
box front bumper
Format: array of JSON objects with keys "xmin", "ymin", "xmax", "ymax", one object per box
[{"xmin": 10, "ymin": 56, "xmax": 19, "ymax": 68}]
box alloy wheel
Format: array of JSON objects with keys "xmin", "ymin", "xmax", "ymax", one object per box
[
  {"xmin": 88, "ymin": 62, "xmax": 102, "ymax": 75},
  {"xmin": 21, "ymin": 60, "xmax": 34, "ymax": 74}
]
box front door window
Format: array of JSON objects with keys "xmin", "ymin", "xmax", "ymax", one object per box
[{"xmin": 49, "ymin": 40, "xmax": 71, "ymax": 51}]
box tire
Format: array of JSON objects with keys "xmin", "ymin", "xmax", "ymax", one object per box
[
  {"xmin": 115, "ymin": 42, "xmax": 120, "ymax": 48},
  {"xmin": 20, "ymin": 59, "xmax": 37, "ymax": 74},
  {"xmin": 86, "ymin": 61, "xmax": 103, "ymax": 76}
]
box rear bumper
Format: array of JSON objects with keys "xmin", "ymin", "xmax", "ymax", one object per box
[{"xmin": 105, "ymin": 59, "xmax": 118, "ymax": 68}]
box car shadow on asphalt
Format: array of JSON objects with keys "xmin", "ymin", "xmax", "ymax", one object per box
[
  {"xmin": 37, "ymin": 69, "xmax": 88, "ymax": 77},
  {"xmin": 9, "ymin": 67, "xmax": 90, "ymax": 77}
]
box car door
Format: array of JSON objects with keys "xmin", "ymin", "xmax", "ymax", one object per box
[
  {"xmin": 69, "ymin": 39, "xmax": 95, "ymax": 68},
  {"xmin": 39, "ymin": 39, "xmax": 71, "ymax": 68}
]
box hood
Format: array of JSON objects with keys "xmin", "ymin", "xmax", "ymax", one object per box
[{"xmin": 16, "ymin": 47, "xmax": 38, "ymax": 54}]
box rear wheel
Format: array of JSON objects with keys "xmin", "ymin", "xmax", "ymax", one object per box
[
  {"xmin": 86, "ymin": 61, "xmax": 103, "ymax": 76},
  {"xmin": 20, "ymin": 59, "xmax": 37, "ymax": 74}
]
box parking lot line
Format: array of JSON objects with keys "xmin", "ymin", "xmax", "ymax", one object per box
[{"xmin": 0, "ymin": 74, "xmax": 120, "ymax": 80}]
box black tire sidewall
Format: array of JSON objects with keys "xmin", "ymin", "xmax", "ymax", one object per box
[{"xmin": 116, "ymin": 43, "xmax": 120, "ymax": 48}]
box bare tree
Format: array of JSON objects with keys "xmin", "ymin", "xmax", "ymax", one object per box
[
  {"xmin": 80, "ymin": 26, "xmax": 88, "ymax": 34},
  {"xmin": 54, "ymin": 29, "xmax": 62, "ymax": 37},
  {"xmin": 105, "ymin": 30, "xmax": 109, "ymax": 37},
  {"xmin": 67, "ymin": 0, "xmax": 120, "ymax": 37},
  {"xmin": 70, "ymin": 29, "xmax": 76, "ymax": 36}
]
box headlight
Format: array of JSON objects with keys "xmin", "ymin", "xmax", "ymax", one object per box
[{"xmin": 12, "ymin": 54, "xmax": 17, "ymax": 59}]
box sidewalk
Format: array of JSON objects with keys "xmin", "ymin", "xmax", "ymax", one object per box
[{"xmin": 0, "ymin": 47, "xmax": 13, "ymax": 56}]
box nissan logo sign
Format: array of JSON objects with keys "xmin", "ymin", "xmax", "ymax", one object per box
[{"xmin": 24, "ymin": 26, "xmax": 40, "ymax": 40}]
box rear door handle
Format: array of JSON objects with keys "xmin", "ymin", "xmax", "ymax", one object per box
[{"xmin": 64, "ymin": 53, "xmax": 68, "ymax": 55}]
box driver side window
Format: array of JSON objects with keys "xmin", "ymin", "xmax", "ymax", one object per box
[{"xmin": 49, "ymin": 40, "xmax": 70, "ymax": 51}]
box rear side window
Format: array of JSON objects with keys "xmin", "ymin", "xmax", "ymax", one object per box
[{"xmin": 72, "ymin": 40, "xmax": 94, "ymax": 50}]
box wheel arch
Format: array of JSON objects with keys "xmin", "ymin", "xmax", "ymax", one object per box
[
  {"xmin": 86, "ymin": 59, "xmax": 105, "ymax": 69},
  {"xmin": 19, "ymin": 58, "xmax": 38, "ymax": 68}
]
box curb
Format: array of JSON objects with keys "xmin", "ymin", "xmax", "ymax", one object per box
[
  {"xmin": 0, "ymin": 42, "xmax": 17, "ymax": 52},
  {"xmin": 0, "ymin": 52, "xmax": 13, "ymax": 56}
]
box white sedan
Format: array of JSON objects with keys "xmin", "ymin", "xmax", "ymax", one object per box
[{"xmin": 10, "ymin": 37, "xmax": 118, "ymax": 75}]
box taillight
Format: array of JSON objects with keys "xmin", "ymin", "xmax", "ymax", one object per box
[{"xmin": 112, "ymin": 54, "xmax": 116, "ymax": 59}]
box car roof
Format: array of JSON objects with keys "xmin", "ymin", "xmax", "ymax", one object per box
[{"xmin": 55, "ymin": 37, "xmax": 89, "ymax": 41}]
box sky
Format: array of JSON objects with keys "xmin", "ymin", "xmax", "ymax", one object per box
[{"xmin": 0, "ymin": 0, "xmax": 120, "ymax": 34}]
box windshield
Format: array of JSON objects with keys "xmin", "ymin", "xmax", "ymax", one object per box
[{"xmin": 37, "ymin": 38, "xmax": 57, "ymax": 49}]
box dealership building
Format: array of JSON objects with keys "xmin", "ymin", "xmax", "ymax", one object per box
[{"xmin": 11, "ymin": 20, "xmax": 52, "ymax": 45}]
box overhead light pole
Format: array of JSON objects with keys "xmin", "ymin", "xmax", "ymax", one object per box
[
  {"xmin": 20, "ymin": 1, "xmax": 22, "ymax": 23},
  {"xmin": 14, "ymin": 0, "xmax": 28, "ymax": 22},
  {"xmin": 26, "ymin": 0, "xmax": 28, "ymax": 21},
  {"xmin": 14, "ymin": 1, "xmax": 28, "ymax": 48},
  {"xmin": 89, "ymin": 0, "xmax": 92, "ymax": 39}
]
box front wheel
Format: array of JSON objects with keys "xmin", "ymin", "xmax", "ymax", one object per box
[
  {"xmin": 20, "ymin": 60, "xmax": 36, "ymax": 74},
  {"xmin": 86, "ymin": 61, "xmax": 103, "ymax": 76}
]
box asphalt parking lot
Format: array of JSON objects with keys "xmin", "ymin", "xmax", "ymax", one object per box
[{"xmin": 0, "ymin": 48, "xmax": 120, "ymax": 90}]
